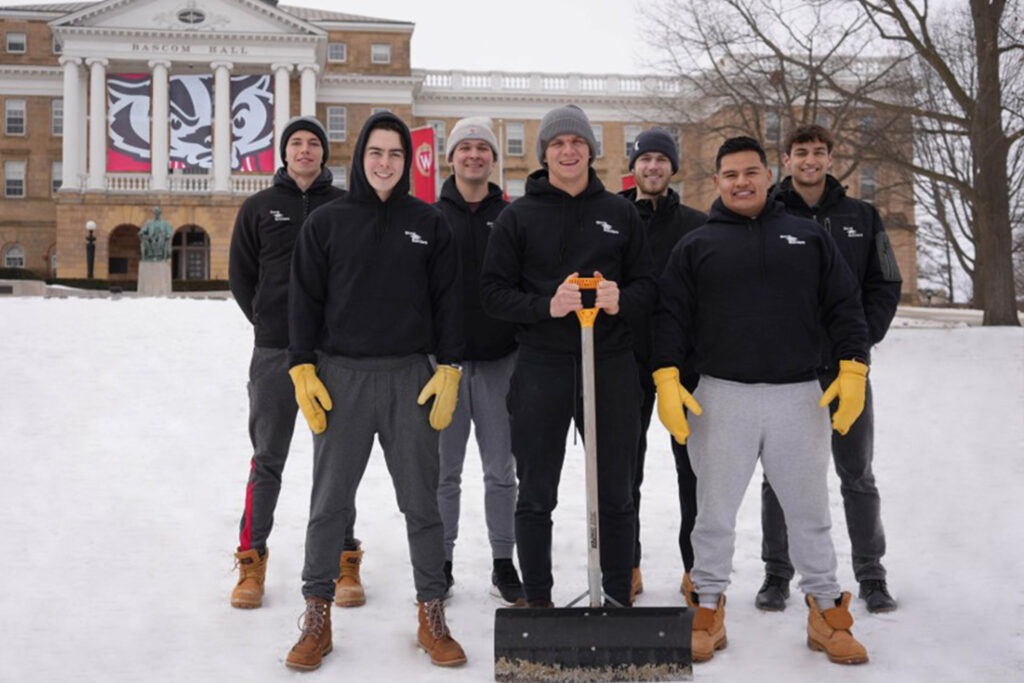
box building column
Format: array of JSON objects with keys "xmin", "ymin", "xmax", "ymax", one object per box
[
  {"xmin": 212, "ymin": 61, "xmax": 233, "ymax": 193},
  {"xmin": 86, "ymin": 57, "xmax": 108, "ymax": 191},
  {"xmin": 299, "ymin": 64, "xmax": 318, "ymax": 116},
  {"xmin": 59, "ymin": 57, "xmax": 82, "ymax": 192},
  {"xmin": 149, "ymin": 60, "xmax": 171, "ymax": 192},
  {"xmin": 271, "ymin": 63, "xmax": 293, "ymax": 169}
]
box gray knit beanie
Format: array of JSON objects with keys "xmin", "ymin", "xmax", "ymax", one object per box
[
  {"xmin": 446, "ymin": 116, "xmax": 499, "ymax": 162},
  {"xmin": 629, "ymin": 128, "xmax": 679, "ymax": 174},
  {"xmin": 535, "ymin": 104, "xmax": 597, "ymax": 166},
  {"xmin": 280, "ymin": 115, "xmax": 329, "ymax": 166}
]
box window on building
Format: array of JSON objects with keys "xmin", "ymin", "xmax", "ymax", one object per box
[
  {"xmin": 6, "ymin": 99, "xmax": 26, "ymax": 135},
  {"xmin": 624, "ymin": 125, "xmax": 641, "ymax": 158},
  {"xmin": 172, "ymin": 226, "xmax": 210, "ymax": 280},
  {"xmin": 592, "ymin": 124, "xmax": 604, "ymax": 158},
  {"xmin": 6, "ymin": 32, "xmax": 27, "ymax": 54},
  {"xmin": 52, "ymin": 98, "xmax": 63, "ymax": 136},
  {"xmin": 326, "ymin": 106, "xmax": 346, "ymax": 142},
  {"xmin": 860, "ymin": 166, "xmax": 878, "ymax": 203},
  {"xmin": 371, "ymin": 44, "xmax": 392, "ymax": 65},
  {"xmin": 3, "ymin": 243, "xmax": 25, "ymax": 268},
  {"xmin": 4, "ymin": 160, "xmax": 26, "ymax": 197},
  {"xmin": 506, "ymin": 122, "xmax": 525, "ymax": 157},
  {"xmin": 506, "ymin": 178, "xmax": 525, "ymax": 199},
  {"xmin": 51, "ymin": 161, "xmax": 62, "ymax": 194},
  {"xmin": 764, "ymin": 111, "xmax": 781, "ymax": 145},
  {"xmin": 428, "ymin": 120, "xmax": 446, "ymax": 162},
  {"xmin": 327, "ymin": 42, "xmax": 347, "ymax": 63},
  {"xmin": 328, "ymin": 165, "xmax": 347, "ymax": 189}
]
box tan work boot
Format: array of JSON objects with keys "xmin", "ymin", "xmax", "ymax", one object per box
[
  {"xmin": 334, "ymin": 548, "xmax": 366, "ymax": 607},
  {"xmin": 417, "ymin": 598, "xmax": 467, "ymax": 667},
  {"xmin": 681, "ymin": 572, "xmax": 696, "ymax": 607},
  {"xmin": 231, "ymin": 548, "xmax": 267, "ymax": 609},
  {"xmin": 631, "ymin": 567, "xmax": 644, "ymax": 601},
  {"xmin": 806, "ymin": 592, "xmax": 869, "ymax": 665},
  {"xmin": 691, "ymin": 594, "xmax": 727, "ymax": 663},
  {"xmin": 285, "ymin": 597, "xmax": 333, "ymax": 671}
]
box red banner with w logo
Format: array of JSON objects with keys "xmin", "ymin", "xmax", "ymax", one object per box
[{"xmin": 410, "ymin": 126, "xmax": 436, "ymax": 202}]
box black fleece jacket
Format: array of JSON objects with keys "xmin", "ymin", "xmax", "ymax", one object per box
[
  {"xmin": 619, "ymin": 187, "xmax": 707, "ymax": 366},
  {"xmin": 480, "ymin": 168, "xmax": 656, "ymax": 357},
  {"xmin": 654, "ymin": 198, "xmax": 868, "ymax": 384},
  {"xmin": 436, "ymin": 176, "xmax": 517, "ymax": 361},
  {"xmin": 774, "ymin": 175, "xmax": 902, "ymax": 362},
  {"xmin": 288, "ymin": 112, "xmax": 464, "ymax": 367},
  {"xmin": 229, "ymin": 167, "xmax": 344, "ymax": 348}
]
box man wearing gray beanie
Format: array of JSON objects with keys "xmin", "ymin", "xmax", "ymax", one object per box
[
  {"xmin": 620, "ymin": 127, "xmax": 706, "ymax": 602},
  {"xmin": 481, "ymin": 104, "xmax": 656, "ymax": 608},
  {"xmin": 228, "ymin": 115, "xmax": 363, "ymax": 612}
]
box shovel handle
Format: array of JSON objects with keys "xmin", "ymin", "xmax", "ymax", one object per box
[{"xmin": 568, "ymin": 275, "xmax": 603, "ymax": 328}]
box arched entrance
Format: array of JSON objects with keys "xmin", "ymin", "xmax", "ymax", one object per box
[
  {"xmin": 172, "ymin": 225, "xmax": 210, "ymax": 280},
  {"xmin": 108, "ymin": 224, "xmax": 141, "ymax": 281}
]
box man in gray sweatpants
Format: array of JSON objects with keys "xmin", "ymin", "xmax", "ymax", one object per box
[
  {"xmin": 653, "ymin": 136, "xmax": 872, "ymax": 666},
  {"xmin": 434, "ymin": 117, "xmax": 522, "ymax": 604}
]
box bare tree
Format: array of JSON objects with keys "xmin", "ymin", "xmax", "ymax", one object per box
[{"xmin": 641, "ymin": 0, "xmax": 1023, "ymax": 325}]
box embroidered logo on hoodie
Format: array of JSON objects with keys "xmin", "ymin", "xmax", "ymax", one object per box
[
  {"xmin": 779, "ymin": 234, "xmax": 807, "ymax": 245},
  {"xmin": 843, "ymin": 225, "xmax": 864, "ymax": 238},
  {"xmin": 405, "ymin": 231, "xmax": 429, "ymax": 245},
  {"xmin": 596, "ymin": 220, "xmax": 619, "ymax": 235},
  {"xmin": 269, "ymin": 209, "xmax": 288, "ymax": 222}
]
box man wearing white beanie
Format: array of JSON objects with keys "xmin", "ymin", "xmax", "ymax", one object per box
[{"xmin": 434, "ymin": 117, "xmax": 524, "ymax": 604}]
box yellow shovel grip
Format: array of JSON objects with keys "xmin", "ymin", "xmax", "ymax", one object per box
[{"xmin": 568, "ymin": 275, "xmax": 603, "ymax": 328}]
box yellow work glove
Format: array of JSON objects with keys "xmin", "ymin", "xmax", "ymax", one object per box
[
  {"xmin": 653, "ymin": 367, "xmax": 703, "ymax": 445},
  {"xmin": 416, "ymin": 364, "xmax": 462, "ymax": 431},
  {"xmin": 819, "ymin": 359, "xmax": 869, "ymax": 435},
  {"xmin": 288, "ymin": 363, "xmax": 333, "ymax": 435}
]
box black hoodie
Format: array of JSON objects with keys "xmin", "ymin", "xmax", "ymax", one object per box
[
  {"xmin": 288, "ymin": 112, "xmax": 464, "ymax": 366},
  {"xmin": 773, "ymin": 174, "xmax": 902, "ymax": 360},
  {"xmin": 229, "ymin": 166, "xmax": 344, "ymax": 348},
  {"xmin": 436, "ymin": 176, "xmax": 516, "ymax": 360},
  {"xmin": 480, "ymin": 168, "xmax": 656, "ymax": 357},
  {"xmin": 654, "ymin": 198, "xmax": 868, "ymax": 384}
]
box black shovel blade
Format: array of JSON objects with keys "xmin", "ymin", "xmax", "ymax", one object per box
[{"xmin": 494, "ymin": 606, "xmax": 693, "ymax": 682}]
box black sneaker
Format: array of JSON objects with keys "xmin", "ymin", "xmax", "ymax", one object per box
[
  {"xmin": 443, "ymin": 560, "xmax": 454, "ymax": 598},
  {"xmin": 859, "ymin": 579, "xmax": 897, "ymax": 613},
  {"xmin": 491, "ymin": 558, "xmax": 525, "ymax": 605},
  {"xmin": 754, "ymin": 574, "xmax": 790, "ymax": 611}
]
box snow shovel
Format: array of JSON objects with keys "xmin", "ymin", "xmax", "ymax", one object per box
[{"xmin": 494, "ymin": 276, "xmax": 693, "ymax": 683}]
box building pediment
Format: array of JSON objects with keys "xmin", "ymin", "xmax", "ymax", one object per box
[{"xmin": 50, "ymin": 0, "xmax": 324, "ymax": 38}]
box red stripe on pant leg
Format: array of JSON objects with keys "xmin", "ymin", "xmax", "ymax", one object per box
[{"xmin": 239, "ymin": 458, "xmax": 256, "ymax": 551}]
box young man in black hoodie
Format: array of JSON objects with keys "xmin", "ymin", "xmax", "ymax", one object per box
[
  {"xmin": 228, "ymin": 115, "xmax": 363, "ymax": 610},
  {"xmin": 480, "ymin": 104, "xmax": 656, "ymax": 608},
  {"xmin": 756, "ymin": 124, "xmax": 902, "ymax": 614},
  {"xmin": 284, "ymin": 112, "xmax": 466, "ymax": 671},
  {"xmin": 434, "ymin": 117, "xmax": 523, "ymax": 604},
  {"xmin": 654, "ymin": 136, "xmax": 870, "ymax": 665},
  {"xmin": 619, "ymin": 128, "xmax": 707, "ymax": 601}
]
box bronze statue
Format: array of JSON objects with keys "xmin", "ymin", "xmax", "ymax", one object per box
[{"xmin": 139, "ymin": 207, "xmax": 173, "ymax": 261}]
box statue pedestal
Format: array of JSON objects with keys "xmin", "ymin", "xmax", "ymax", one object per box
[{"xmin": 138, "ymin": 260, "xmax": 172, "ymax": 297}]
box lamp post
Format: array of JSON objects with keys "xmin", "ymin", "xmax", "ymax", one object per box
[{"xmin": 85, "ymin": 220, "xmax": 96, "ymax": 279}]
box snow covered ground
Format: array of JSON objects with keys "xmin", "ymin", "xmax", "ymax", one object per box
[{"xmin": 1, "ymin": 297, "xmax": 1022, "ymax": 682}]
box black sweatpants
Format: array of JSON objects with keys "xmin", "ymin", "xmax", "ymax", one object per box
[{"xmin": 508, "ymin": 347, "xmax": 641, "ymax": 607}]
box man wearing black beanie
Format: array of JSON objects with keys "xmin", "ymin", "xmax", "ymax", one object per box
[
  {"xmin": 620, "ymin": 127, "xmax": 707, "ymax": 602},
  {"xmin": 228, "ymin": 115, "xmax": 362, "ymax": 611}
]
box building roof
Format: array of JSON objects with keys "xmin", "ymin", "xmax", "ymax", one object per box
[
  {"xmin": 0, "ymin": 1, "xmax": 406, "ymax": 24},
  {"xmin": 0, "ymin": 2, "xmax": 96, "ymax": 11}
]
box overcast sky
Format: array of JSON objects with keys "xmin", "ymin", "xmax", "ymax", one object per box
[{"xmin": 295, "ymin": 0, "xmax": 649, "ymax": 74}]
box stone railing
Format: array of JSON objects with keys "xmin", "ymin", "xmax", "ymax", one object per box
[
  {"xmin": 231, "ymin": 174, "xmax": 273, "ymax": 193},
  {"xmin": 106, "ymin": 173, "xmax": 150, "ymax": 192},
  {"xmin": 92, "ymin": 173, "xmax": 272, "ymax": 194},
  {"xmin": 418, "ymin": 70, "xmax": 682, "ymax": 96},
  {"xmin": 168, "ymin": 173, "xmax": 210, "ymax": 193}
]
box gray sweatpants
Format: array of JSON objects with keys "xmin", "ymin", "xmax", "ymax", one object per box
[
  {"xmin": 301, "ymin": 354, "xmax": 447, "ymax": 602},
  {"xmin": 688, "ymin": 376, "xmax": 840, "ymax": 605},
  {"xmin": 437, "ymin": 352, "xmax": 517, "ymax": 561}
]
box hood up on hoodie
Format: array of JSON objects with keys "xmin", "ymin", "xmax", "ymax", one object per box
[{"xmin": 346, "ymin": 111, "xmax": 414, "ymax": 204}]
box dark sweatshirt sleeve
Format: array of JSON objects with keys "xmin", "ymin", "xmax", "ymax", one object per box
[
  {"xmin": 428, "ymin": 212, "xmax": 465, "ymax": 365},
  {"xmin": 653, "ymin": 239, "xmax": 697, "ymax": 371},
  {"xmin": 861, "ymin": 205, "xmax": 902, "ymax": 345},
  {"xmin": 287, "ymin": 214, "xmax": 329, "ymax": 368},
  {"xmin": 480, "ymin": 209, "xmax": 552, "ymax": 323},
  {"xmin": 616, "ymin": 202, "xmax": 657, "ymax": 318},
  {"xmin": 228, "ymin": 199, "xmax": 259, "ymax": 324},
  {"xmin": 819, "ymin": 234, "xmax": 870, "ymax": 362}
]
